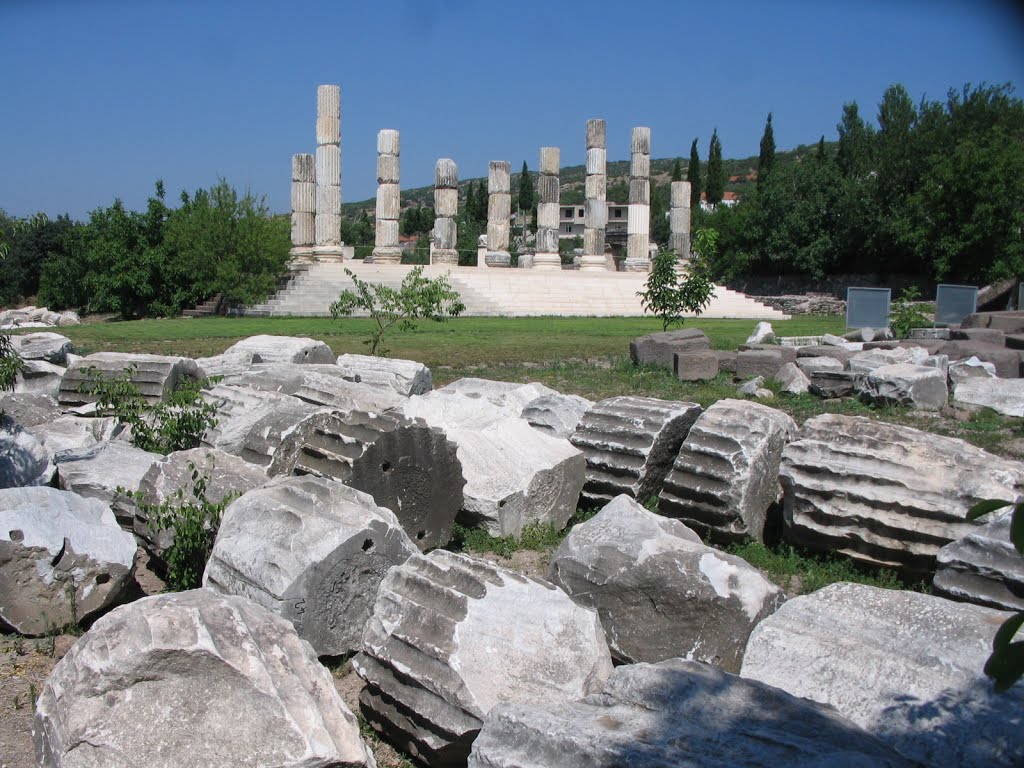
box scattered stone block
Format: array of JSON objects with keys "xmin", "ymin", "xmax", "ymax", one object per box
[
  {"xmin": 1006, "ymin": 333, "xmax": 1024, "ymax": 350},
  {"xmin": 10, "ymin": 332, "xmax": 74, "ymax": 364},
  {"xmin": 55, "ymin": 441, "xmax": 161, "ymax": 528},
  {"xmin": 571, "ymin": 396, "xmax": 701, "ymax": 506},
  {"xmin": 34, "ymin": 589, "xmax": 376, "ymax": 768},
  {"xmin": 0, "ymin": 423, "xmax": 55, "ymax": 489},
  {"xmin": 781, "ymin": 414, "xmax": 1024, "ymax": 576},
  {"xmin": 737, "ymin": 375, "xmax": 764, "ymax": 396},
  {"xmin": 713, "ymin": 349, "xmax": 737, "ymax": 373},
  {"xmin": 220, "ymin": 334, "xmax": 335, "ymax": 364},
  {"xmin": 205, "ymin": 476, "xmax": 417, "ymax": 656},
  {"xmin": 194, "ymin": 350, "xmax": 262, "ymax": 377},
  {"xmin": 469, "ymin": 659, "xmax": 917, "ymax": 768},
  {"xmin": 354, "ymin": 549, "xmax": 613, "ymax": 766},
  {"xmin": 439, "ymin": 377, "xmax": 560, "ymax": 416},
  {"xmin": 948, "ymin": 355, "xmax": 997, "ymax": 386},
  {"xmin": 855, "ymin": 362, "xmax": 948, "ymax": 410},
  {"xmin": 0, "ymin": 392, "xmax": 61, "ymax": 428},
  {"xmin": 628, "ymin": 328, "xmax": 710, "ymax": 369},
  {"xmin": 0, "ymin": 487, "xmax": 135, "ymax": 635},
  {"xmin": 773, "ymin": 361, "xmax": 810, "ymax": 394},
  {"xmin": 744, "ymin": 321, "xmax": 775, "ymax": 345},
  {"xmin": 59, "ymin": 352, "xmax": 203, "ymax": 406},
  {"xmin": 735, "ymin": 349, "xmax": 786, "ymax": 379},
  {"xmin": 908, "ymin": 327, "xmax": 951, "ymax": 340},
  {"xmin": 336, "ymin": 353, "xmax": 432, "ymax": 396},
  {"xmin": 821, "ymin": 333, "xmax": 863, "ymax": 351},
  {"xmin": 808, "ymin": 370, "xmax": 857, "ymax": 398},
  {"xmin": 222, "ymin": 363, "xmax": 404, "ymax": 413},
  {"xmin": 520, "ymin": 392, "xmax": 593, "ymax": 439},
  {"xmin": 950, "ymin": 327, "xmax": 1006, "ymax": 345},
  {"xmin": 848, "ymin": 345, "xmax": 929, "ymax": 373},
  {"xmin": 845, "ymin": 326, "xmax": 893, "ymax": 342},
  {"xmin": 402, "ymin": 389, "xmax": 517, "ymax": 430},
  {"xmin": 934, "ymin": 508, "xmax": 1024, "ymax": 611},
  {"xmin": 796, "ymin": 344, "xmax": 853, "ymax": 364},
  {"xmin": 14, "ymin": 359, "xmax": 65, "ymax": 397},
  {"xmin": 795, "ymin": 355, "xmax": 844, "ymax": 375},
  {"xmin": 739, "ymin": 343, "xmax": 797, "ymax": 363},
  {"xmin": 550, "ymin": 495, "xmax": 785, "ymax": 669},
  {"xmin": 940, "ymin": 340, "xmax": 1021, "ymax": 378},
  {"xmin": 961, "ymin": 310, "xmax": 1024, "ymax": 334},
  {"xmin": 954, "ymin": 377, "xmax": 1024, "ymax": 417},
  {"xmin": 673, "ymin": 350, "xmax": 718, "ymax": 381},
  {"xmin": 741, "ymin": 582, "xmax": 1024, "ymax": 767},
  {"xmin": 660, "ymin": 398, "xmax": 797, "ymax": 544},
  {"xmin": 28, "ymin": 416, "xmax": 124, "ymax": 462}
]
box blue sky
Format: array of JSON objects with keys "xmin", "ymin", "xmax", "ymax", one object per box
[{"xmin": 2, "ymin": 0, "xmax": 1022, "ymax": 219}]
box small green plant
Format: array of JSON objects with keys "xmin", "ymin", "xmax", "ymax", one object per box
[
  {"xmin": 446, "ymin": 507, "xmax": 598, "ymax": 559},
  {"xmin": 0, "ymin": 331, "xmax": 23, "ymax": 395},
  {"xmin": 330, "ymin": 266, "xmax": 465, "ymax": 356},
  {"xmin": 638, "ymin": 229, "xmax": 716, "ymax": 331},
  {"xmin": 128, "ymin": 462, "xmax": 238, "ymax": 591},
  {"xmin": 78, "ymin": 366, "xmax": 219, "ymax": 454},
  {"xmin": 889, "ymin": 286, "xmax": 931, "ymax": 338}
]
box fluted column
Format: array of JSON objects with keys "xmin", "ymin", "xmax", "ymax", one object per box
[
  {"xmin": 484, "ymin": 161, "xmax": 511, "ymax": 267},
  {"xmin": 371, "ymin": 129, "xmax": 402, "ymax": 264},
  {"xmin": 290, "ymin": 153, "xmax": 316, "ymax": 263},
  {"xmin": 624, "ymin": 126, "xmax": 652, "ymax": 272},
  {"xmin": 313, "ymin": 84, "xmax": 343, "ymax": 261},
  {"xmin": 579, "ymin": 119, "xmax": 609, "ymax": 272},
  {"xmin": 532, "ymin": 147, "xmax": 562, "ymax": 271},
  {"xmin": 431, "ymin": 159, "xmax": 459, "ymax": 266},
  {"xmin": 669, "ymin": 180, "xmax": 692, "ymax": 264}
]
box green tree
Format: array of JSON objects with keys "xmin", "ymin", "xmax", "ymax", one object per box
[
  {"xmin": 518, "ymin": 161, "xmax": 535, "ymax": 222},
  {"xmin": 757, "ymin": 113, "xmax": 776, "ymax": 187},
  {"xmin": 330, "ymin": 266, "xmax": 466, "ymax": 355},
  {"xmin": 687, "ymin": 139, "xmax": 702, "ymax": 209},
  {"xmin": 671, "ymin": 158, "xmax": 684, "ymax": 183},
  {"xmin": 706, "ymin": 129, "xmax": 724, "ymax": 207},
  {"xmin": 0, "ymin": 332, "xmax": 23, "ymax": 394},
  {"xmin": 836, "ymin": 101, "xmax": 875, "ymax": 179},
  {"xmin": 650, "ymin": 179, "xmax": 670, "ymax": 246},
  {"xmin": 638, "ymin": 229, "xmax": 716, "ymax": 331}
]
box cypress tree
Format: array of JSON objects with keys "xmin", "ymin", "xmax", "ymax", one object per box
[
  {"xmin": 816, "ymin": 135, "xmax": 827, "ymax": 161},
  {"xmin": 518, "ymin": 161, "xmax": 534, "ymax": 217},
  {"xmin": 465, "ymin": 181, "xmax": 476, "ymax": 222},
  {"xmin": 758, "ymin": 113, "xmax": 776, "ymax": 187},
  {"xmin": 706, "ymin": 129, "xmax": 724, "ymax": 207},
  {"xmin": 687, "ymin": 139, "xmax": 701, "ymax": 210},
  {"xmin": 671, "ymin": 157, "xmax": 683, "ymax": 182}
]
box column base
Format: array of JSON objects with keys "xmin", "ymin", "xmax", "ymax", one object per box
[
  {"xmin": 484, "ymin": 251, "xmax": 511, "ymax": 268},
  {"xmin": 623, "ymin": 257, "xmax": 652, "ymax": 273},
  {"xmin": 577, "ymin": 255, "xmax": 610, "ymax": 272},
  {"xmin": 432, "ymin": 249, "xmax": 459, "ymax": 266},
  {"xmin": 371, "ymin": 247, "xmax": 403, "ymax": 264},
  {"xmin": 312, "ymin": 245, "xmax": 345, "ymax": 263},
  {"xmin": 532, "ymin": 252, "xmax": 562, "ymax": 271},
  {"xmin": 289, "ymin": 246, "xmax": 316, "ymax": 267}
]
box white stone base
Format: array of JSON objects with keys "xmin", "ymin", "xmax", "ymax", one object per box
[
  {"xmin": 289, "ymin": 246, "xmax": 316, "ymax": 265},
  {"xmin": 532, "ymin": 253, "xmax": 562, "ymax": 271},
  {"xmin": 484, "ymin": 251, "xmax": 512, "ymax": 268},
  {"xmin": 578, "ymin": 255, "xmax": 609, "ymax": 272},
  {"xmin": 312, "ymin": 245, "xmax": 345, "ymax": 263},
  {"xmin": 371, "ymin": 247, "xmax": 402, "ymax": 264},
  {"xmin": 432, "ymin": 249, "xmax": 459, "ymax": 266},
  {"xmin": 623, "ymin": 257, "xmax": 651, "ymax": 273}
]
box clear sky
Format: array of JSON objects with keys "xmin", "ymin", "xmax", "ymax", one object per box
[{"xmin": 2, "ymin": 0, "xmax": 1022, "ymax": 220}]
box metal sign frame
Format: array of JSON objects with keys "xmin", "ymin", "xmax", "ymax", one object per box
[
  {"xmin": 934, "ymin": 284, "xmax": 978, "ymax": 326},
  {"xmin": 846, "ymin": 287, "xmax": 891, "ymax": 330}
]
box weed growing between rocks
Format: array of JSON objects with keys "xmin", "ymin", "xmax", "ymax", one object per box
[{"xmin": 446, "ymin": 507, "xmax": 599, "ymax": 561}]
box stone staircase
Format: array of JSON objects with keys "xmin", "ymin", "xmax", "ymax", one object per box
[
  {"xmin": 241, "ymin": 262, "xmax": 789, "ymax": 320},
  {"xmin": 182, "ymin": 295, "xmax": 223, "ymax": 318}
]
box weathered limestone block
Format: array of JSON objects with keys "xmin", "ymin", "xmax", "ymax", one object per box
[
  {"xmin": 954, "ymin": 377, "xmax": 1024, "ymax": 416},
  {"xmin": 0, "ymin": 423, "xmax": 55, "ymax": 488},
  {"xmin": 315, "ymin": 143, "xmax": 340, "ymax": 183},
  {"xmin": 855, "ymin": 362, "xmax": 948, "ymax": 410},
  {"xmin": 27, "ymin": 416, "xmax": 124, "ymax": 462},
  {"xmin": 14, "ymin": 359, "xmax": 65, "ymax": 397},
  {"xmin": 377, "ymin": 152, "xmax": 400, "ymax": 184},
  {"xmin": 795, "ymin": 355, "xmax": 845, "ymax": 375},
  {"xmin": 571, "ymin": 396, "xmax": 701, "ymax": 506},
  {"xmin": 291, "ymin": 180, "xmax": 315, "ymax": 213},
  {"xmin": 488, "ymin": 190, "xmax": 512, "ymax": 221},
  {"xmin": 220, "ymin": 362, "xmax": 403, "ymax": 413},
  {"xmin": 34, "ymin": 589, "xmax": 375, "ymax": 768},
  {"xmin": 434, "ymin": 188, "xmax": 458, "ymax": 218},
  {"xmin": 630, "ymin": 126, "xmax": 651, "ymax": 154},
  {"xmin": 354, "ymin": 549, "xmax": 613, "ymax": 766},
  {"xmin": 401, "ymin": 389, "xmax": 519, "ymax": 431},
  {"xmin": 204, "ymin": 476, "xmax": 417, "ymax": 656},
  {"xmin": 335, "ymin": 353, "xmax": 432, "ymax": 396},
  {"xmin": 59, "ymin": 352, "xmax": 202, "ymax": 406},
  {"xmin": 741, "ymin": 582, "xmax": 1024, "ymax": 767},
  {"xmin": 291, "ymin": 152, "xmax": 315, "ymax": 183},
  {"xmin": 948, "ymin": 355, "xmax": 997, "ymax": 386},
  {"xmin": 520, "ymin": 392, "xmax": 593, "ymax": 439},
  {"xmin": 962, "ymin": 310, "xmax": 1024, "ymax": 334},
  {"xmin": 538, "ymin": 146, "xmax": 559, "ymax": 175},
  {"xmin": 940, "ymin": 340, "xmax": 1020, "ymax": 378},
  {"xmin": 487, "ymin": 220, "xmax": 510, "ymax": 252},
  {"xmin": 315, "ymin": 185, "xmax": 341, "ymax": 215},
  {"xmin": 628, "ymin": 177, "xmax": 650, "ymax": 204},
  {"xmin": 375, "ymin": 182, "xmax": 401, "ymax": 220},
  {"xmin": 11, "ymin": 332, "xmax": 73, "ymax": 364},
  {"xmin": 550, "ymin": 495, "xmax": 784, "ymax": 669},
  {"xmin": 808, "ymin": 370, "xmax": 858, "ymax": 398},
  {"xmin": 780, "ymin": 414, "xmax": 1024, "ymax": 576},
  {"xmin": 584, "ymin": 173, "xmax": 605, "ymax": 200},
  {"xmin": 315, "ymin": 83, "xmax": 341, "ymax": 143},
  {"xmin": 290, "ymin": 212, "xmax": 315, "ymax": 247},
  {"xmin": 736, "ymin": 348, "xmax": 787, "ymax": 379},
  {"xmin": 314, "ymin": 212, "xmax": 341, "ymax": 247},
  {"xmin": 629, "ymin": 327, "xmax": 710, "ymax": 369},
  {"xmin": 934, "ymin": 508, "xmax": 1024, "ymax": 610},
  {"xmin": 437, "ymin": 378, "xmax": 562, "ymax": 421},
  {"xmin": 626, "ymin": 202, "xmax": 649, "ymax": 233},
  {"xmin": 583, "ymin": 199, "xmax": 607, "ymax": 229},
  {"xmin": 55, "ymin": 441, "xmax": 161, "ymax": 527},
  {"xmin": 674, "ymin": 350, "xmax": 718, "ymax": 381},
  {"xmin": 377, "ymin": 128, "xmax": 399, "ymax": 156},
  {"xmin": 435, "ymin": 157, "xmax": 458, "ymax": 188},
  {"xmin": 469, "ymin": 659, "xmax": 916, "ymax": 768},
  {"xmin": 585, "ymin": 147, "xmax": 606, "ymax": 174},
  {"xmin": 744, "ymin": 321, "xmax": 775, "ymax": 345},
  {"xmin": 487, "ymin": 160, "xmax": 511, "ymax": 194},
  {"xmin": 134, "ymin": 447, "xmax": 269, "ymax": 563},
  {"xmin": 773, "ymin": 361, "xmax": 811, "ymax": 394},
  {"xmin": 0, "ymin": 393, "xmax": 60, "ymax": 428},
  {"xmin": 659, "ymin": 398, "xmax": 797, "ymax": 544},
  {"xmin": 797, "ymin": 344, "xmax": 853, "ymax": 364},
  {"xmin": 221, "ymin": 335, "xmax": 335, "ymax": 365},
  {"xmin": 432, "ymin": 218, "xmax": 458, "ymax": 256},
  {"xmin": 848, "ymin": 345, "xmax": 929, "ymax": 373},
  {"xmin": 267, "ymin": 409, "xmax": 465, "ymax": 549},
  {"xmin": 586, "ymin": 117, "xmax": 606, "ymax": 148},
  {"xmin": 195, "ymin": 350, "xmax": 262, "ymax": 378},
  {"xmin": 535, "ymin": 202, "xmax": 559, "ymax": 229},
  {"xmin": 0, "ymin": 487, "xmax": 135, "ymax": 636},
  {"xmin": 374, "ymin": 218, "xmax": 400, "ymax": 248}
]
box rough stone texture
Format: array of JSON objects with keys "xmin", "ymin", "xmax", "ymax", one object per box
[
  {"xmin": 55, "ymin": 441, "xmax": 161, "ymax": 527},
  {"xmin": 34, "ymin": 588, "xmax": 375, "ymax": 768},
  {"xmin": 549, "ymin": 495, "xmax": 784, "ymax": 669},
  {"xmin": 628, "ymin": 328, "xmax": 710, "ymax": 370},
  {"xmin": 855, "ymin": 362, "xmax": 949, "ymax": 410},
  {"xmin": 520, "ymin": 393, "xmax": 593, "ymax": 439},
  {"xmin": 796, "ymin": 344, "xmax": 853, "ymax": 364},
  {"xmin": 486, "ymin": 164, "xmax": 512, "ymax": 254},
  {"xmin": 221, "ymin": 363, "xmax": 404, "ymax": 413},
  {"xmin": 27, "ymin": 416, "xmax": 124, "ymax": 462},
  {"xmin": 0, "ymin": 423, "xmax": 55, "ymax": 488},
  {"xmin": 402, "ymin": 389, "xmax": 522, "ymax": 431},
  {"xmin": 737, "ymin": 377, "xmax": 764, "ymax": 397},
  {"xmin": 781, "ymin": 414, "xmax": 1024, "ymax": 576},
  {"xmin": 204, "ymin": 476, "xmax": 416, "ymax": 656},
  {"xmin": 266, "ymin": 409, "xmax": 465, "ymax": 550},
  {"xmin": 735, "ymin": 349, "xmax": 787, "ymax": 379},
  {"xmin": 468, "ymin": 658, "xmax": 917, "ymax": 768},
  {"xmin": 220, "ymin": 336, "xmax": 335, "ymax": 366},
  {"xmin": 438, "ymin": 378, "xmax": 560, "ymax": 418},
  {"xmin": 354, "ymin": 549, "xmax": 613, "ymax": 767},
  {"xmin": 14, "ymin": 359, "xmax": 65, "ymax": 397},
  {"xmin": 10, "ymin": 332, "xmax": 73, "ymax": 364},
  {"xmin": 940, "ymin": 340, "xmax": 1021, "ymax": 378},
  {"xmin": 951, "ymin": 327, "xmax": 1006, "ymax": 345},
  {"xmin": 673, "ymin": 351, "xmax": 718, "ymax": 381},
  {"xmin": 292, "ymin": 152, "xmax": 315, "ymax": 183},
  {"xmin": 0, "ymin": 487, "xmax": 135, "ymax": 636},
  {"xmin": 954, "ymin": 377, "xmax": 1024, "ymax": 417},
  {"xmin": 433, "ymin": 158, "xmax": 459, "ymax": 261},
  {"xmin": 571, "ymin": 396, "xmax": 701, "ymax": 506},
  {"xmin": 741, "ymin": 582, "xmax": 1024, "ymax": 768},
  {"xmin": 808, "ymin": 370, "xmax": 858, "ymax": 398},
  {"xmin": 948, "ymin": 355, "xmax": 997, "ymax": 386},
  {"xmin": 795, "ymin": 355, "xmax": 845, "ymax": 375},
  {"xmin": 134, "ymin": 447, "xmax": 269, "ymax": 563},
  {"xmin": 536, "ymin": 147, "xmax": 561, "ymax": 269},
  {"xmin": 59, "ymin": 352, "xmax": 202, "ymax": 406},
  {"xmin": 773, "ymin": 361, "xmax": 811, "ymax": 394},
  {"xmin": 0, "ymin": 392, "xmax": 61, "ymax": 427},
  {"xmin": 315, "ymin": 84, "xmax": 341, "ymax": 144},
  {"xmin": 744, "ymin": 322, "xmax": 775, "ymax": 345},
  {"xmin": 581, "ymin": 120, "xmax": 608, "ymax": 271},
  {"xmin": 934, "ymin": 508, "xmax": 1024, "ymax": 611},
  {"xmin": 961, "ymin": 310, "xmax": 1024, "ymax": 334},
  {"xmin": 335, "ymin": 353, "xmax": 432, "ymax": 396},
  {"xmin": 848, "ymin": 345, "xmax": 929, "ymax": 373},
  {"xmin": 714, "ymin": 349, "xmax": 737, "ymax": 373},
  {"xmin": 487, "ymin": 160, "xmax": 511, "ymax": 193},
  {"xmin": 659, "ymin": 399, "xmax": 797, "ymax": 544}
]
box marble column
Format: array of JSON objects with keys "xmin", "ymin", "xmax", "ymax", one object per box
[
  {"xmin": 431, "ymin": 158, "xmax": 459, "ymax": 265},
  {"xmin": 669, "ymin": 180, "xmax": 692, "ymax": 264},
  {"xmin": 485, "ymin": 161, "xmax": 511, "ymax": 267},
  {"xmin": 532, "ymin": 147, "xmax": 562, "ymax": 271},
  {"xmin": 371, "ymin": 129, "xmax": 402, "ymax": 264},
  {"xmin": 579, "ymin": 119, "xmax": 609, "ymax": 272},
  {"xmin": 313, "ymin": 84, "xmax": 343, "ymax": 261},
  {"xmin": 624, "ymin": 126, "xmax": 652, "ymax": 272},
  {"xmin": 290, "ymin": 153, "xmax": 316, "ymax": 263}
]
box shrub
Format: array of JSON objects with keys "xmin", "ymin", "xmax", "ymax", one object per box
[
  {"xmin": 0, "ymin": 332, "xmax": 23, "ymax": 393},
  {"xmin": 638, "ymin": 229, "xmax": 717, "ymax": 331},
  {"xmin": 889, "ymin": 286, "xmax": 932, "ymax": 338}
]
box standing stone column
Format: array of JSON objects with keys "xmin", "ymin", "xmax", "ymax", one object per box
[
  {"xmin": 485, "ymin": 161, "xmax": 511, "ymax": 267},
  {"xmin": 624, "ymin": 126, "xmax": 652, "ymax": 272},
  {"xmin": 580, "ymin": 119, "xmax": 609, "ymax": 272},
  {"xmin": 372, "ymin": 129, "xmax": 402, "ymax": 264},
  {"xmin": 290, "ymin": 153, "xmax": 316, "ymax": 263},
  {"xmin": 314, "ymin": 84, "xmax": 343, "ymax": 262},
  {"xmin": 669, "ymin": 180, "xmax": 692, "ymax": 263},
  {"xmin": 431, "ymin": 159, "xmax": 459, "ymax": 266},
  {"xmin": 533, "ymin": 147, "xmax": 562, "ymax": 271}
]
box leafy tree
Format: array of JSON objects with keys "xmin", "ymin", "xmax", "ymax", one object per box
[
  {"xmin": 330, "ymin": 266, "xmax": 466, "ymax": 356},
  {"xmin": 638, "ymin": 229, "xmax": 716, "ymax": 331},
  {"xmin": 650, "ymin": 179, "xmax": 670, "ymax": 246},
  {"xmin": 671, "ymin": 158, "xmax": 684, "ymax": 183},
  {"xmin": 757, "ymin": 113, "xmax": 776, "ymax": 187},
  {"xmin": 889, "ymin": 286, "xmax": 931, "ymax": 338},
  {"xmin": 518, "ymin": 161, "xmax": 535, "ymax": 221},
  {"xmin": 815, "ymin": 135, "xmax": 828, "ymax": 161},
  {"xmin": 836, "ymin": 101, "xmax": 875, "ymax": 179},
  {"xmin": 687, "ymin": 139, "xmax": 702, "ymax": 209},
  {"xmin": 0, "ymin": 212, "xmax": 79, "ymax": 306},
  {"xmin": 465, "ymin": 181, "xmax": 477, "ymax": 224},
  {"xmin": 0, "ymin": 332, "xmax": 23, "ymax": 393},
  {"xmin": 706, "ymin": 129, "xmax": 724, "ymax": 207}
]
